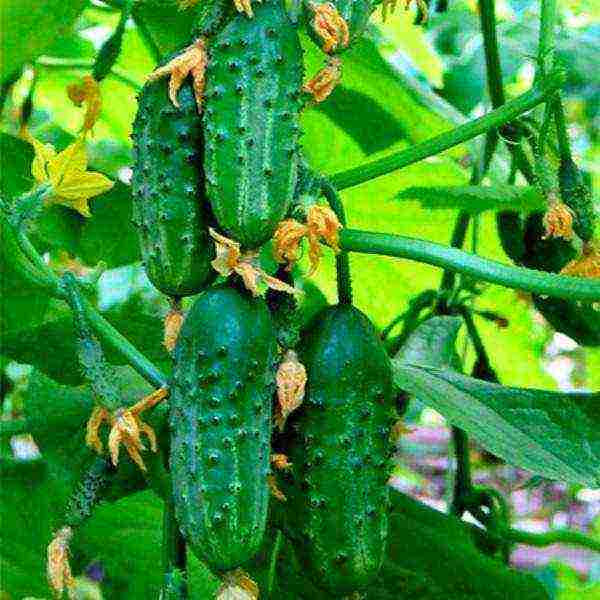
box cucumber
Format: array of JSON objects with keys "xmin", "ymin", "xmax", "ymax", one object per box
[
  {"xmin": 203, "ymin": 0, "xmax": 304, "ymax": 249},
  {"xmin": 283, "ymin": 304, "xmax": 393, "ymax": 594},
  {"xmin": 169, "ymin": 285, "xmax": 277, "ymax": 571},
  {"xmin": 131, "ymin": 51, "xmax": 215, "ymax": 297}
]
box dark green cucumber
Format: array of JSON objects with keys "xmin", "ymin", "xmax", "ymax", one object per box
[
  {"xmin": 131, "ymin": 52, "xmax": 214, "ymax": 297},
  {"xmin": 203, "ymin": 0, "xmax": 304, "ymax": 249},
  {"xmin": 522, "ymin": 212, "xmax": 600, "ymax": 346},
  {"xmin": 304, "ymin": 0, "xmax": 377, "ymax": 54},
  {"xmin": 283, "ymin": 304, "xmax": 393, "ymax": 594},
  {"xmin": 169, "ymin": 285, "xmax": 277, "ymax": 571}
]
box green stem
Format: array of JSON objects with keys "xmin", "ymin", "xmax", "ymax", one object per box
[
  {"xmin": 320, "ymin": 178, "xmax": 352, "ymax": 305},
  {"xmin": 330, "ymin": 69, "xmax": 564, "ymax": 191},
  {"xmin": 339, "ymin": 229, "xmax": 600, "ymax": 302},
  {"xmin": 536, "ymin": 0, "xmax": 558, "ymax": 79},
  {"xmin": 82, "ymin": 294, "xmax": 167, "ymax": 389},
  {"xmin": 478, "ymin": 0, "xmax": 505, "ymax": 108},
  {"xmin": 450, "ymin": 427, "xmax": 472, "ymax": 517},
  {"xmin": 505, "ymin": 526, "xmax": 600, "ymax": 554},
  {"xmin": 162, "ymin": 500, "xmax": 188, "ymax": 599},
  {"xmin": 267, "ymin": 530, "xmax": 283, "ymax": 596},
  {"xmin": 35, "ymin": 56, "xmax": 142, "ymax": 91},
  {"xmin": 2, "ymin": 208, "xmax": 166, "ymax": 388},
  {"xmin": 553, "ymin": 96, "xmax": 572, "ymax": 160}
]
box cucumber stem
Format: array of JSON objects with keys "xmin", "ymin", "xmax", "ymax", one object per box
[
  {"xmin": 339, "ymin": 228, "xmax": 600, "ymax": 302},
  {"xmin": 320, "ymin": 178, "xmax": 353, "ymax": 306},
  {"xmin": 331, "ymin": 69, "xmax": 564, "ymax": 191}
]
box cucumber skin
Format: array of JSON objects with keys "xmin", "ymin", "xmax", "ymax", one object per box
[
  {"xmin": 284, "ymin": 304, "xmax": 393, "ymax": 594},
  {"xmin": 169, "ymin": 285, "xmax": 277, "ymax": 571},
  {"xmin": 203, "ymin": 0, "xmax": 304, "ymax": 249},
  {"xmin": 131, "ymin": 59, "xmax": 214, "ymax": 297}
]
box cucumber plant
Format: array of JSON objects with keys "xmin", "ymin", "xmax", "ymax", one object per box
[{"xmin": 1, "ymin": 0, "xmax": 599, "ymax": 599}]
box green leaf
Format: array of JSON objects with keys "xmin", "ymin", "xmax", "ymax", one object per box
[
  {"xmin": 394, "ymin": 315, "xmax": 463, "ymax": 369},
  {"xmin": 0, "ymin": 0, "xmax": 86, "ymax": 81},
  {"xmin": 79, "ymin": 180, "xmax": 140, "ymax": 268},
  {"xmin": 394, "ymin": 326, "xmax": 600, "ymax": 485},
  {"xmin": 397, "ymin": 185, "xmax": 546, "ymax": 213}
]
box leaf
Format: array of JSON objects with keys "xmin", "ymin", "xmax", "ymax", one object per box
[
  {"xmin": 393, "ymin": 358, "xmax": 600, "ymax": 487},
  {"xmin": 397, "ymin": 185, "xmax": 546, "ymax": 213},
  {"xmin": 394, "ymin": 315, "xmax": 463, "ymax": 369},
  {"xmin": 78, "ymin": 181, "xmax": 140, "ymax": 269},
  {"xmin": 0, "ymin": 0, "xmax": 86, "ymax": 81}
]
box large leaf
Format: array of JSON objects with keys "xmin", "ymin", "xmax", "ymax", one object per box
[
  {"xmin": 393, "ymin": 319, "xmax": 600, "ymax": 487},
  {"xmin": 397, "ymin": 185, "xmax": 546, "ymax": 213},
  {"xmin": 0, "ymin": 0, "xmax": 86, "ymax": 81}
]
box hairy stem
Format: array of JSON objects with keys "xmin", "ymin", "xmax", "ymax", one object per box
[
  {"xmin": 330, "ymin": 69, "xmax": 563, "ymax": 191},
  {"xmin": 505, "ymin": 526, "xmax": 600, "ymax": 554},
  {"xmin": 339, "ymin": 229, "xmax": 600, "ymax": 302}
]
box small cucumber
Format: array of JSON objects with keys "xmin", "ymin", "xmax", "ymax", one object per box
[
  {"xmin": 283, "ymin": 304, "xmax": 393, "ymax": 594},
  {"xmin": 131, "ymin": 52, "xmax": 214, "ymax": 297},
  {"xmin": 169, "ymin": 285, "xmax": 277, "ymax": 571},
  {"xmin": 203, "ymin": 0, "xmax": 304, "ymax": 249}
]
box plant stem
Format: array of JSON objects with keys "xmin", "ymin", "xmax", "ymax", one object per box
[
  {"xmin": 339, "ymin": 229, "xmax": 600, "ymax": 302},
  {"xmin": 320, "ymin": 178, "xmax": 353, "ymax": 306},
  {"xmin": 330, "ymin": 69, "xmax": 564, "ymax": 191},
  {"xmin": 536, "ymin": 0, "xmax": 558, "ymax": 79},
  {"xmin": 450, "ymin": 426, "xmax": 472, "ymax": 517},
  {"xmin": 553, "ymin": 96, "xmax": 572, "ymax": 160},
  {"xmin": 82, "ymin": 294, "xmax": 167, "ymax": 388},
  {"xmin": 2, "ymin": 209, "xmax": 167, "ymax": 388},
  {"xmin": 162, "ymin": 499, "xmax": 188, "ymax": 599},
  {"xmin": 479, "ymin": 0, "xmax": 506, "ymax": 108},
  {"xmin": 505, "ymin": 526, "xmax": 600, "ymax": 553},
  {"xmin": 36, "ymin": 56, "xmax": 142, "ymax": 91}
]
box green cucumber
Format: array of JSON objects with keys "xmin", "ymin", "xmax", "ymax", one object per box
[
  {"xmin": 169, "ymin": 285, "xmax": 277, "ymax": 571},
  {"xmin": 131, "ymin": 52, "xmax": 214, "ymax": 297},
  {"xmin": 283, "ymin": 304, "xmax": 393, "ymax": 594},
  {"xmin": 203, "ymin": 0, "xmax": 304, "ymax": 249}
]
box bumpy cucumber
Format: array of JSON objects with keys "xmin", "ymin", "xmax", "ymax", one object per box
[
  {"xmin": 169, "ymin": 285, "xmax": 277, "ymax": 571},
  {"xmin": 283, "ymin": 304, "xmax": 393, "ymax": 594},
  {"xmin": 304, "ymin": 0, "xmax": 377, "ymax": 54},
  {"xmin": 203, "ymin": 0, "xmax": 304, "ymax": 249},
  {"xmin": 131, "ymin": 53, "xmax": 214, "ymax": 297}
]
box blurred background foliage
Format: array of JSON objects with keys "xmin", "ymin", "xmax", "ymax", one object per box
[{"xmin": 0, "ymin": 0, "xmax": 599, "ymax": 598}]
